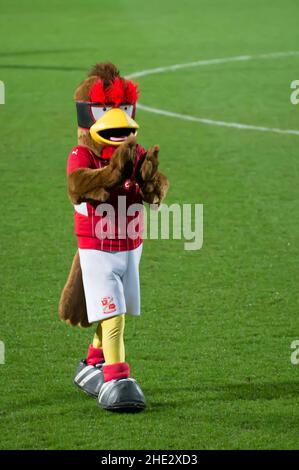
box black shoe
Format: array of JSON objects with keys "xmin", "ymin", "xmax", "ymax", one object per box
[
  {"xmin": 97, "ymin": 378, "xmax": 146, "ymax": 412},
  {"xmin": 74, "ymin": 360, "xmax": 105, "ymax": 398}
]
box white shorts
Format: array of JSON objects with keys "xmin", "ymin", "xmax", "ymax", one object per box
[{"xmin": 79, "ymin": 244, "xmax": 143, "ymax": 323}]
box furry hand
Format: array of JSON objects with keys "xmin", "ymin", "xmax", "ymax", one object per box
[
  {"xmin": 137, "ymin": 144, "xmax": 169, "ymax": 206},
  {"xmin": 139, "ymin": 172, "xmax": 169, "ymax": 206},
  {"xmin": 138, "ymin": 144, "xmax": 160, "ymax": 182},
  {"xmin": 108, "ymin": 134, "xmax": 136, "ymax": 186}
]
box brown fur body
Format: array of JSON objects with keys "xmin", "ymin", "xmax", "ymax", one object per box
[{"xmin": 59, "ymin": 63, "xmax": 169, "ymax": 327}]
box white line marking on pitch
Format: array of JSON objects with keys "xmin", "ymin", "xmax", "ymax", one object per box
[
  {"xmin": 137, "ymin": 104, "xmax": 299, "ymax": 136},
  {"xmin": 126, "ymin": 51, "xmax": 299, "ymax": 136},
  {"xmin": 126, "ymin": 51, "xmax": 299, "ymax": 79}
]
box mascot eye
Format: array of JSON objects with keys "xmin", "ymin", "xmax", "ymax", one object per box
[
  {"xmin": 91, "ymin": 106, "xmax": 112, "ymax": 121},
  {"xmin": 120, "ymin": 105, "xmax": 134, "ymax": 117}
]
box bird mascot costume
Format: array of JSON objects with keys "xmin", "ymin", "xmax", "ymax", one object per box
[{"xmin": 58, "ymin": 62, "xmax": 169, "ymax": 412}]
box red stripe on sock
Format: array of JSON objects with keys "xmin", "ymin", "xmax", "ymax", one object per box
[
  {"xmin": 86, "ymin": 344, "xmax": 104, "ymax": 366},
  {"xmin": 103, "ymin": 362, "xmax": 130, "ymax": 382}
]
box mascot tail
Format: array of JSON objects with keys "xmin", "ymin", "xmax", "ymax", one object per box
[{"xmin": 58, "ymin": 251, "xmax": 91, "ymax": 328}]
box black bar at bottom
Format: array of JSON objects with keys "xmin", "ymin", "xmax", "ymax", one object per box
[{"xmin": 0, "ymin": 449, "xmax": 298, "ymax": 465}]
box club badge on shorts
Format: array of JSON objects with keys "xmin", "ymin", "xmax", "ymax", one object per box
[{"xmin": 101, "ymin": 297, "xmax": 117, "ymax": 314}]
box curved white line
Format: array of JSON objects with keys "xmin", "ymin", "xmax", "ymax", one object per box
[
  {"xmin": 126, "ymin": 51, "xmax": 299, "ymax": 79},
  {"xmin": 126, "ymin": 51, "xmax": 299, "ymax": 136},
  {"xmin": 137, "ymin": 103, "xmax": 299, "ymax": 136}
]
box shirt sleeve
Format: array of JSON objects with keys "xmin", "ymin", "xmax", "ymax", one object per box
[{"xmin": 67, "ymin": 147, "xmax": 93, "ymax": 175}]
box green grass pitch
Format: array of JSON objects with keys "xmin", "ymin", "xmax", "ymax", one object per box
[{"xmin": 0, "ymin": 0, "xmax": 299, "ymax": 450}]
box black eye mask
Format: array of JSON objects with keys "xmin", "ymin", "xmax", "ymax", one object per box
[
  {"xmin": 76, "ymin": 102, "xmax": 137, "ymax": 129},
  {"xmin": 76, "ymin": 102, "xmax": 97, "ymax": 129}
]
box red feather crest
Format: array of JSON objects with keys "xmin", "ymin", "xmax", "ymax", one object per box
[
  {"xmin": 125, "ymin": 80, "xmax": 139, "ymax": 104},
  {"xmin": 89, "ymin": 78, "xmax": 139, "ymax": 104},
  {"xmin": 89, "ymin": 80, "xmax": 106, "ymax": 102}
]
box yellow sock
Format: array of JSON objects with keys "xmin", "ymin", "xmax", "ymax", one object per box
[
  {"xmin": 101, "ymin": 314, "xmax": 125, "ymax": 364},
  {"xmin": 92, "ymin": 324, "xmax": 102, "ymax": 349}
]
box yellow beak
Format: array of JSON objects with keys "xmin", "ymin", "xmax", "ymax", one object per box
[{"xmin": 89, "ymin": 108, "xmax": 139, "ymax": 147}]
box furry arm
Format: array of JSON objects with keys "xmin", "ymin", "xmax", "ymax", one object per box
[
  {"xmin": 68, "ymin": 135, "xmax": 136, "ymax": 204},
  {"xmin": 137, "ymin": 144, "xmax": 169, "ymax": 205}
]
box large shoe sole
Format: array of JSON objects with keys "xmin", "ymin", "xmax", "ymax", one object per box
[
  {"xmin": 98, "ymin": 379, "xmax": 146, "ymax": 412},
  {"xmin": 101, "ymin": 401, "xmax": 146, "ymax": 412}
]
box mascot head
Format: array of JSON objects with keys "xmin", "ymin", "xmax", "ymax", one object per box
[{"xmin": 74, "ymin": 62, "xmax": 139, "ymax": 159}]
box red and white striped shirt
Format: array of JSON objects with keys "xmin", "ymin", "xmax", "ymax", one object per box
[{"xmin": 67, "ymin": 145, "xmax": 146, "ymax": 252}]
